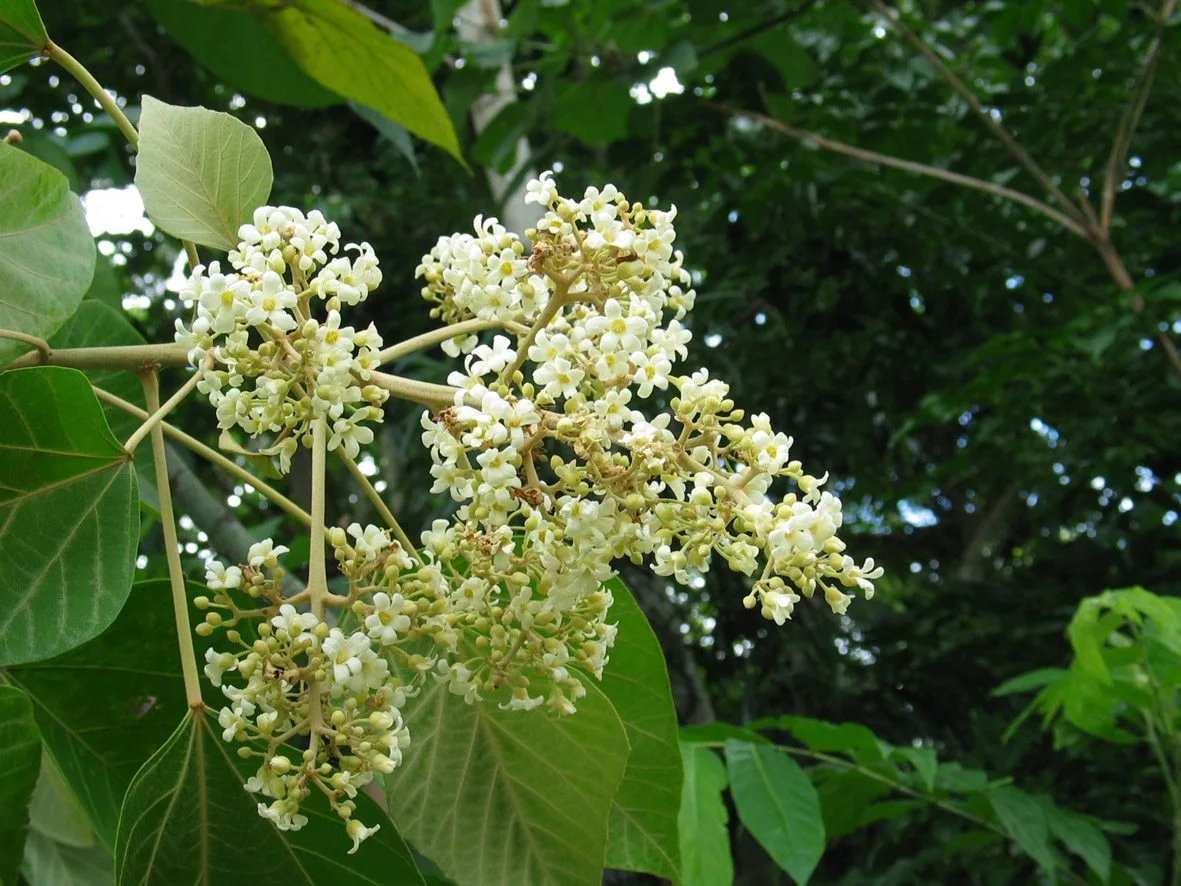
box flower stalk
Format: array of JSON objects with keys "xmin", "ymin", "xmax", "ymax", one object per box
[{"xmin": 141, "ymin": 371, "xmax": 204, "ymax": 708}]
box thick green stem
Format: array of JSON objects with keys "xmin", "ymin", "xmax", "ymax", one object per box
[
  {"xmin": 45, "ymin": 41, "xmax": 200, "ymax": 270},
  {"xmin": 93, "ymin": 385, "xmax": 312, "ymax": 527},
  {"xmin": 7, "ymin": 342, "xmax": 473, "ymax": 406},
  {"xmin": 45, "ymin": 41, "xmax": 139, "ymax": 148},
  {"xmin": 369, "ymin": 370, "xmax": 459, "ymax": 409},
  {"xmin": 141, "ymin": 372, "xmax": 203, "ymax": 708},
  {"xmin": 377, "ymin": 318, "xmax": 517, "ymax": 364},
  {"xmin": 0, "ymin": 329, "xmax": 50, "ymax": 360},
  {"xmin": 307, "ymin": 417, "xmax": 329, "ymax": 619},
  {"xmin": 124, "ymin": 366, "xmax": 204, "ymax": 454},
  {"xmin": 8, "ymin": 342, "xmax": 188, "ymax": 371}
]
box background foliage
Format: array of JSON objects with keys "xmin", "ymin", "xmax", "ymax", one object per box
[{"xmin": 2, "ymin": 0, "xmax": 1180, "ymax": 882}]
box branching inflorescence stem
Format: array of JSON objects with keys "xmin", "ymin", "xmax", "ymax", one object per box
[
  {"xmin": 141, "ymin": 371, "xmax": 204, "ymax": 709},
  {"xmin": 306, "ymin": 417, "xmax": 330, "ymax": 620}
]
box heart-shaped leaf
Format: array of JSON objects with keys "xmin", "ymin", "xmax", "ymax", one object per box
[
  {"xmin": 5, "ymin": 579, "xmax": 189, "ymax": 848},
  {"xmin": 115, "ymin": 710, "xmax": 427, "ymax": 885},
  {"xmin": 0, "ymin": 367, "xmax": 138, "ymax": 666},
  {"xmin": 0, "ymin": 685, "xmax": 42, "ymax": 884},
  {"xmin": 599, "ymin": 578, "xmax": 682, "ymax": 881},
  {"xmin": 386, "ymin": 677, "xmax": 630, "ymax": 885},
  {"xmin": 135, "ymin": 95, "xmax": 273, "ymax": 250},
  {"xmin": 0, "ymin": 0, "xmax": 48, "ymax": 74},
  {"xmin": 0, "ymin": 143, "xmax": 95, "ymax": 366}
]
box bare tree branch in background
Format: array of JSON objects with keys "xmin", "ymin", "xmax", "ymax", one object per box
[{"xmin": 168, "ymin": 445, "xmax": 301, "ymax": 595}]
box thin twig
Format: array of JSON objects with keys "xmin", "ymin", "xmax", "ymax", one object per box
[
  {"xmin": 93, "ymin": 385, "xmax": 312, "ymax": 527},
  {"xmin": 698, "ymin": 2, "xmax": 819, "ymax": 59},
  {"xmin": 124, "ymin": 364, "xmax": 204, "ymax": 454},
  {"xmin": 1093, "ymin": 237, "xmax": 1181, "ymax": 380},
  {"xmin": 1100, "ymin": 0, "xmax": 1178, "ymax": 231},
  {"xmin": 711, "ymin": 104, "xmax": 1089, "ymax": 237},
  {"xmin": 868, "ymin": 0, "xmax": 1085, "ymax": 224}
]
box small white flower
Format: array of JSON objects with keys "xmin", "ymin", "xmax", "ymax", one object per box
[
  {"xmin": 247, "ymin": 538, "xmax": 289, "ymax": 569},
  {"xmin": 270, "ymin": 603, "xmax": 318, "ymax": 638},
  {"xmin": 347, "ymin": 523, "xmax": 389, "ymax": 560},
  {"xmin": 365, "ymin": 592, "xmax": 411, "ymax": 646},
  {"xmin": 203, "ymin": 649, "xmax": 236, "ymax": 687},
  {"xmin": 467, "ymin": 335, "xmax": 517, "ymax": 377},
  {"xmin": 524, "ymin": 170, "xmax": 558, "ymax": 205},
  {"xmin": 533, "ymin": 356, "xmax": 585, "ymax": 400},
  {"xmin": 205, "ymin": 560, "xmax": 242, "ymax": 590},
  {"xmin": 346, "ymin": 818, "xmax": 380, "ymax": 854}
]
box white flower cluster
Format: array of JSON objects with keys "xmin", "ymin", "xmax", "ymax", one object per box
[
  {"xmin": 415, "ymin": 172, "xmax": 882, "ymax": 638},
  {"xmin": 175, "ymin": 206, "xmax": 388, "ymax": 472},
  {"xmin": 189, "ymin": 177, "xmax": 882, "ymax": 850},
  {"xmin": 197, "ymin": 537, "xmax": 412, "ymax": 853}
]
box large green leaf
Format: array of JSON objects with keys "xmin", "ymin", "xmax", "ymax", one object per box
[
  {"xmin": 253, "ymin": 0, "xmax": 462, "ymax": 162},
  {"xmin": 134, "ymin": 95, "xmax": 273, "ymax": 250},
  {"xmin": 0, "ymin": 367, "xmax": 138, "ymax": 666},
  {"xmin": 598, "ymin": 578, "xmax": 682, "ymax": 881},
  {"xmin": 1043, "ymin": 799, "xmax": 1112, "ymax": 884},
  {"xmin": 811, "ymin": 768, "xmax": 893, "ymax": 841},
  {"xmin": 21, "ymin": 830, "xmax": 113, "ymax": 886},
  {"xmin": 987, "ymin": 785, "xmax": 1058, "ymax": 875},
  {"xmin": 49, "ymin": 300, "xmax": 159, "ymax": 509},
  {"xmin": 144, "ymin": 0, "xmax": 339, "ymax": 108},
  {"xmin": 677, "ymin": 742, "xmax": 732, "ymax": 886},
  {"xmin": 0, "ymin": 685, "xmax": 42, "ymax": 885},
  {"xmin": 0, "ymin": 143, "xmax": 95, "ymax": 366},
  {"xmin": 385, "ymin": 676, "xmax": 630, "ymax": 886},
  {"xmin": 725, "ymin": 740, "xmax": 825, "ymax": 885},
  {"xmin": 4, "ymin": 579, "xmax": 189, "ymax": 848},
  {"xmin": 115, "ymin": 709, "xmax": 427, "ymax": 885},
  {"xmin": 0, "ymin": 0, "xmax": 47, "ymax": 73},
  {"xmin": 21, "ymin": 752, "xmax": 113, "ymax": 886},
  {"xmin": 82, "ymin": 257, "xmax": 123, "ymax": 310},
  {"xmin": 890, "ymin": 745, "xmax": 937, "ymax": 792},
  {"xmin": 27, "ymin": 752, "xmax": 96, "ymax": 849}
]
